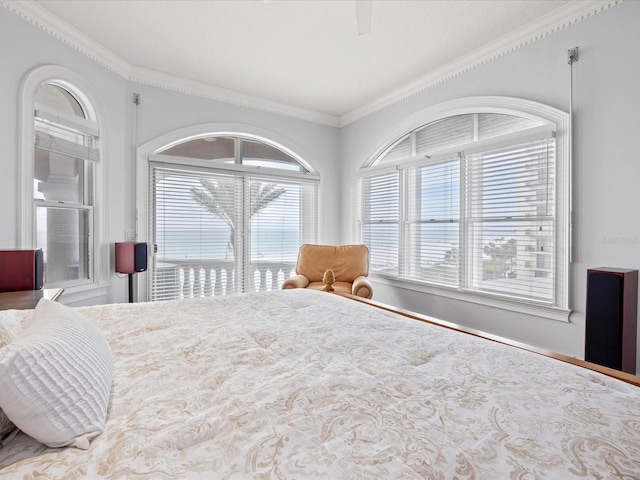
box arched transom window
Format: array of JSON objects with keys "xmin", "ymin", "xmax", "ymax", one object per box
[{"xmin": 158, "ymin": 135, "xmax": 309, "ymax": 172}]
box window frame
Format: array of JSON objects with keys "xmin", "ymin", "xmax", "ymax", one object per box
[
  {"xmin": 357, "ymin": 97, "xmax": 571, "ymax": 322},
  {"xmin": 19, "ymin": 66, "xmax": 109, "ymax": 302},
  {"xmin": 137, "ymin": 125, "xmax": 320, "ymax": 302}
]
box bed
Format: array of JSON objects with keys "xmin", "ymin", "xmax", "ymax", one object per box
[{"xmin": 0, "ymin": 288, "xmax": 639, "ymax": 479}]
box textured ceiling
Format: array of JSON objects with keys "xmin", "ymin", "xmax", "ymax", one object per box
[{"xmin": 35, "ymin": 0, "xmax": 571, "ymax": 117}]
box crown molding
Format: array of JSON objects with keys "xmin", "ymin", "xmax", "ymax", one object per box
[
  {"xmin": 128, "ymin": 66, "xmax": 339, "ymax": 127},
  {"xmin": 2, "ymin": 0, "xmax": 131, "ymax": 77},
  {"xmin": 2, "ymin": 0, "xmax": 622, "ymax": 129},
  {"xmin": 337, "ymin": 0, "xmax": 624, "ymax": 127}
]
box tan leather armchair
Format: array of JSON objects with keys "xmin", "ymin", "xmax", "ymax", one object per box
[{"xmin": 282, "ymin": 244, "xmax": 373, "ymax": 299}]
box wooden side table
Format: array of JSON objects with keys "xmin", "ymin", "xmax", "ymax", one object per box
[{"xmin": 0, "ymin": 288, "xmax": 64, "ymax": 310}]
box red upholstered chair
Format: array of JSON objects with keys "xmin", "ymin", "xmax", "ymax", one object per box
[{"xmin": 282, "ymin": 244, "xmax": 373, "ymax": 299}]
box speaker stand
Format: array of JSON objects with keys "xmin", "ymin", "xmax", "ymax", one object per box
[{"xmin": 128, "ymin": 273, "xmax": 134, "ymax": 303}]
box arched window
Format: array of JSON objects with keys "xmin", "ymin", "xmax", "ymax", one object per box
[
  {"xmin": 147, "ymin": 133, "xmax": 318, "ymax": 301},
  {"xmin": 158, "ymin": 135, "xmax": 309, "ymax": 172},
  {"xmin": 20, "ymin": 66, "xmax": 105, "ymax": 296},
  {"xmin": 358, "ymin": 98, "xmax": 570, "ymax": 317}
]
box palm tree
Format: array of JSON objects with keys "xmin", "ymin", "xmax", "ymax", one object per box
[{"xmin": 191, "ymin": 179, "xmax": 285, "ymax": 257}]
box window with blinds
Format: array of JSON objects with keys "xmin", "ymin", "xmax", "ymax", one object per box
[
  {"xmin": 359, "ymin": 110, "xmax": 568, "ymax": 310},
  {"xmin": 149, "ymin": 136, "xmax": 317, "ymax": 301},
  {"xmin": 33, "ymin": 83, "xmax": 98, "ymax": 288},
  {"xmin": 405, "ymin": 156, "xmax": 460, "ymax": 286},
  {"xmin": 359, "ymin": 170, "xmax": 400, "ymax": 277},
  {"xmin": 466, "ymin": 136, "xmax": 556, "ymax": 302}
]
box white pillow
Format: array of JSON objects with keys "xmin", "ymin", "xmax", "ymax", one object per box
[
  {"xmin": 0, "ymin": 299, "xmax": 113, "ymax": 449},
  {"xmin": 0, "ymin": 323, "xmax": 17, "ymax": 442}
]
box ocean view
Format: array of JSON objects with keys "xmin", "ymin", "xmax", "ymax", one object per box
[{"xmin": 155, "ymin": 227, "xmax": 301, "ymax": 261}]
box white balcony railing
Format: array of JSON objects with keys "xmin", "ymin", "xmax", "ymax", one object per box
[{"xmin": 153, "ymin": 258, "xmax": 296, "ymax": 300}]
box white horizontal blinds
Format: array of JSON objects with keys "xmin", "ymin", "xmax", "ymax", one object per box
[
  {"xmin": 477, "ymin": 113, "xmax": 543, "ymax": 141},
  {"xmin": 360, "ymin": 109, "xmax": 567, "ymax": 310},
  {"xmin": 150, "ymin": 164, "xmax": 242, "ymax": 301},
  {"xmin": 466, "ymin": 136, "xmax": 556, "ymax": 303},
  {"xmin": 248, "ymin": 178, "xmax": 317, "ymax": 292},
  {"xmin": 360, "ymin": 170, "xmax": 400, "ymax": 276},
  {"xmin": 405, "ymin": 156, "xmax": 460, "ymax": 286},
  {"xmin": 415, "ymin": 115, "xmax": 473, "ymax": 156},
  {"xmin": 379, "ymin": 135, "xmax": 411, "ymax": 164},
  {"xmin": 34, "ymin": 110, "xmax": 100, "ymax": 162}
]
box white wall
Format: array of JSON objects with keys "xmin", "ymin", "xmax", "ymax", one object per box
[
  {"xmin": 339, "ymin": 1, "xmax": 640, "ymax": 373},
  {"xmin": 0, "ymin": 8, "xmax": 340, "ymax": 305}
]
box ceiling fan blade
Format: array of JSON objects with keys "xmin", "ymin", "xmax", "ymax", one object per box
[{"xmin": 355, "ymin": 0, "xmax": 372, "ymax": 35}]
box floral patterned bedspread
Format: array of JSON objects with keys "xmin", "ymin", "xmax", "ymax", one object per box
[{"xmin": 1, "ymin": 289, "xmax": 639, "ymax": 479}]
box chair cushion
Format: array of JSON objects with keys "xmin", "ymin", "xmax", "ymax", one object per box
[{"xmin": 296, "ymin": 244, "xmax": 369, "ymax": 283}]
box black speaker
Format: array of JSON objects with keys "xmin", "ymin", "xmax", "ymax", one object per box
[
  {"xmin": 585, "ymin": 267, "xmax": 638, "ymax": 373},
  {"xmin": 115, "ymin": 242, "xmax": 148, "ymax": 274},
  {"xmin": 34, "ymin": 248, "xmax": 44, "ymax": 289}
]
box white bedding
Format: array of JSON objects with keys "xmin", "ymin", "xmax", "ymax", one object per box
[{"xmin": 0, "ymin": 289, "xmax": 639, "ymax": 478}]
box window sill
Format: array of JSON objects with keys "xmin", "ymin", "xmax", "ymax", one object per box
[
  {"xmin": 53, "ymin": 282, "xmax": 110, "ymax": 306},
  {"xmin": 371, "ymin": 274, "xmax": 571, "ymax": 323}
]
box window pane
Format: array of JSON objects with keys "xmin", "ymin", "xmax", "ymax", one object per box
[
  {"xmin": 34, "ymin": 147, "xmax": 85, "ymax": 203},
  {"xmin": 360, "ymin": 171, "xmax": 399, "ymax": 276},
  {"xmin": 416, "ymin": 160, "xmax": 460, "ymax": 221},
  {"xmin": 35, "ymin": 84, "xmax": 85, "ymax": 118},
  {"xmin": 378, "ymin": 135, "xmax": 411, "ymax": 164},
  {"xmin": 152, "ymin": 167, "xmax": 241, "ymax": 301},
  {"xmin": 467, "ymin": 138, "xmax": 555, "ymax": 220},
  {"xmin": 242, "ymin": 139, "xmax": 304, "ymax": 171},
  {"xmin": 159, "ymin": 137, "xmax": 236, "ymax": 161},
  {"xmin": 469, "ymin": 220, "xmax": 554, "ymax": 302},
  {"xmin": 36, "ymin": 206, "xmax": 90, "ymax": 284},
  {"xmin": 478, "ymin": 113, "xmax": 543, "ymax": 140},
  {"xmin": 405, "ymin": 158, "xmax": 460, "ymax": 286},
  {"xmin": 249, "ymin": 179, "xmax": 316, "ymax": 291},
  {"xmin": 158, "ymin": 136, "xmax": 308, "ymax": 173},
  {"xmin": 406, "ymin": 223, "xmax": 459, "ymax": 285},
  {"xmin": 467, "ymin": 138, "xmax": 556, "ymax": 303},
  {"xmin": 364, "ymin": 223, "xmax": 399, "ymax": 275},
  {"xmin": 415, "ymin": 115, "xmax": 474, "ymax": 155}
]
